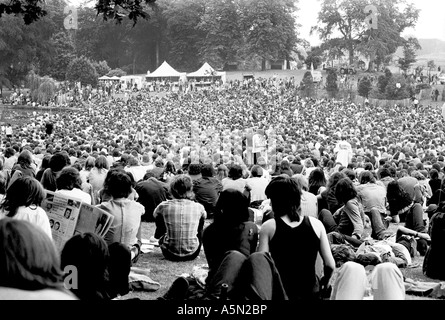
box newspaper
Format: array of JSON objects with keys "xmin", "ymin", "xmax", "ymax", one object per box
[{"xmin": 42, "ymin": 190, "xmax": 114, "ymax": 251}]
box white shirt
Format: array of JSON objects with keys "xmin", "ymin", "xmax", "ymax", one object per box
[
  {"xmin": 56, "ymin": 188, "xmax": 92, "ymax": 205},
  {"xmin": 246, "ymin": 177, "xmax": 269, "ymax": 202},
  {"xmin": 0, "ymin": 206, "xmax": 52, "ymax": 240}
]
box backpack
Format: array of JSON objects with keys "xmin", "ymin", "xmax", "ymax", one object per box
[{"xmin": 423, "ymin": 211, "xmax": 445, "ymax": 280}]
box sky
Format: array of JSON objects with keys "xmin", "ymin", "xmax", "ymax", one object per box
[{"xmin": 298, "ymin": 0, "xmax": 445, "ymax": 46}]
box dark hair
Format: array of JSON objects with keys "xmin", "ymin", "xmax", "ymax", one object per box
[
  {"xmin": 359, "ymin": 171, "xmax": 376, "ymax": 184},
  {"xmin": 49, "ymin": 153, "xmax": 69, "ymax": 172},
  {"xmin": 250, "ymin": 165, "xmax": 263, "ymax": 178},
  {"xmin": 163, "ymin": 161, "xmax": 175, "ymax": 175},
  {"xmin": 188, "ymin": 163, "xmax": 201, "ymax": 175},
  {"xmin": 17, "ymin": 150, "xmax": 33, "ymax": 168},
  {"xmin": 4, "ymin": 147, "xmax": 15, "ymax": 158},
  {"xmin": 429, "ymin": 169, "xmax": 439, "ymax": 180},
  {"xmin": 0, "ymin": 218, "xmax": 63, "ymax": 290},
  {"xmin": 228, "ymin": 164, "xmax": 243, "ymax": 180},
  {"xmin": 61, "ymin": 233, "xmax": 110, "ymax": 300},
  {"xmin": 95, "ymin": 155, "xmax": 109, "ymax": 171},
  {"xmin": 378, "ymin": 168, "xmax": 391, "ymax": 179},
  {"xmin": 215, "ymin": 189, "xmax": 250, "ymax": 226},
  {"xmin": 56, "ymin": 167, "xmax": 82, "ymax": 191},
  {"xmin": 169, "ymin": 174, "xmax": 194, "ymax": 200},
  {"xmin": 326, "ymin": 172, "xmax": 347, "ymax": 193},
  {"xmin": 386, "ymin": 180, "xmax": 413, "ymax": 213},
  {"xmin": 104, "ymin": 169, "xmax": 132, "ymax": 199},
  {"xmin": 342, "ymin": 169, "xmax": 356, "ymax": 182},
  {"xmin": 201, "ymin": 164, "xmax": 215, "ymax": 177},
  {"xmin": 0, "ymin": 174, "xmax": 6, "ymax": 194},
  {"xmin": 0, "ymin": 176, "xmax": 45, "ymax": 217},
  {"xmin": 335, "ymin": 178, "xmax": 358, "ymax": 205},
  {"xmin": 265, "ymin": 175, "xmax": 301, "ymax": 222},
  {"xmin": 84, "ymin": 156, "xmax": 96, "ymax": 171},
  {"xmin": 308, "ymin": 167, "xmax": 326, "ymax": 195}
]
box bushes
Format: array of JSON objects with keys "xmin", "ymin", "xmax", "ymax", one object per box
[
  {"xmin": 358, "ymin": 76, "xmax": 372, "ymax": 98},
  {"xmin": 299, "ymin": 71, "xmax": 315, "ymax": 98},
  {"xmin": 66, "ymin": 56, "xmax": 98, "ymax": 87},
  {"xmin": 326, "ymin": 69, "xmax": 339, "ymax": 98}
]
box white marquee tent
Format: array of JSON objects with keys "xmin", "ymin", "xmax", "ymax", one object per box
[
  {"xmin": 187, "ymin": 62, "xmax": 226, "ymax": 83},
  {"xmin": 145, "ymin": 61, "xmax": 187, "ymax": 82}
]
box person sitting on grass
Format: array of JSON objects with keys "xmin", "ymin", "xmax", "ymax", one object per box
[
  {"xmin": 61, "ymin": 232, "xmax": 131, "ymax": 300},
  {"xmin": 153, "ymin": 174, "xmax": 207, "ymax": 261},
  {"xmin": 202, "ymin": 189, "xmax": 259, "ymax": 284},
  {"xmin": 97, "ymin": 169, "xmax": 145, "ymax": 263},
  {"xmin": 318, "ymin": 177, "xmax": 366, "ymax": 247}
]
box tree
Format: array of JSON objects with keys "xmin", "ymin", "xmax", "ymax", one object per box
[
  {"xmin": 385, "ymin": 74, "xmax": 410, "ymax": 100},
  {"xmin": 357, "ymin": 75, "xmax": 372, "ymax": 98},
  {"xmin": 240, "ymin": 0, "xmax": 298, "ymax": 71},
  {"xmin": 326, "ymin": 69, "xmax": 339, "ymax": 98},
  {"xmin": 164, "ymin": 0, "xmax": 206, "ymax": 71},
  {"xmin": 197, "ymin": 0, "xmax": 243, "ymax": 70},
  {"xmin": 305, "ymin": 46, "xmax": 324, "ymax": 69},
  {"xmin": 92, "ymin": 60, "xmax": 111, "ymax": 77},
  {"xmin": 0, "ymin": 0, "xmax": 158, "ymax": 25},
  {"xmin": 313, "ymin": 0, "xmax": 419, "ymax": 70},
  {"xmin": 106, "ymin": 68, "xmax": 127, "ymax": 77},
  {"xmin": 398, "ymin": 37, "xmax": 421, "ymax": 73},
  {"xmin": 37, "ymin": 77, "xmax": 57, "ymax": 104},
  {"xmin": 377, "ymin": 68, "xmax": 392, "ymax": 94},
  {"xmin": 44, "ymin": 32, "xmax": 77, "ymax": 81},
  {"xmin": 66, "ymin": 56, "xmax": 98, "ymax": 86},
  {"xmin": 427, "ymin": 60, "xmax": 436, "ymax": 71},
  {"xmin": 299, "ymin": 71, "xmax": 315, "ymax": 98}
]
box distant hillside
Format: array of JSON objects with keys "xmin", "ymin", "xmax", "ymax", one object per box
[
  {"xmin": 394, "ymin": 38, "xmax": 445, "ymax": 66},
  {"xmin": 417, "ymin": 39, "xmax": 445, "ymax": 56}
]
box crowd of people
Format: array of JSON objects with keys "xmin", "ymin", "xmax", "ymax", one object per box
[{"xmin": 0, "ymin": 76, "xmax": 445, "ymax": 300}]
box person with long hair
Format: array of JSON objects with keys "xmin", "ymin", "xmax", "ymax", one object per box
[
  {"xmin": 40, "ymin": 152, "xmax": 69, "ymax": 192},
  {"xmin": 0, "ymin": 219, "xmax": 76, "ymax": 299},
  {"xmin": 35, "ymin": 154, "xmax": 52, "ymax": 182},
  {"xmin": 386, "ymin": 180, "xmax": 430, "ymax": 256},
  {"xmin": 61, "ymin": 232, "xmax": 131, "ymax": 300},
  {"xmin": 308, "ymin": 167, "xmax": 327, "ymax": 196},
  {"xmin": 317, "ymin": 171, "xmax": 347, "ymax": 214},
  {"xmin": 88, "ymin": 155, "xmax": 109, "ymax": 203},
  {"xmin": 318, "ymin": 177, "xmax": 366, "ymax": 246},
  {"xmin": 11, "ymin": 149, "xmax": 36, "ymax": 178},
  {"xmin": 258, "ymin": 175, "xmax": 335, "ymax": 300},
  {"xmin": 203, "ymin": 189, "xmax": 259, "ymax": 283},
  {"xmin": 216, "ymin": 164, "xmax": 228, "ymax": 181},
  {"xmin": 0, "ymin": 176, "xmax": 52, "ymax": 240},
  {"xmin": 153, "ymin": 174, "xmax": 207, "ymax": 261},
  {"xmin": 97, "ymin": 169, "xmax": 144, "ymax": 262}
]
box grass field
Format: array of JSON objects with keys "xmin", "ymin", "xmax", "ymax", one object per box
[{"xmin": 122, "ymin": 219, "xmax": 441, "ymax": 301}]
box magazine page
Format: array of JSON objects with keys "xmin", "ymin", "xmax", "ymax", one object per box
[
  {"xmin": 74, "ymin": 203, "xmax": 114, "ymax": 237},
  {"xmin": 42, "ymin": 190, "xmax": 82, "ymax": 251}
]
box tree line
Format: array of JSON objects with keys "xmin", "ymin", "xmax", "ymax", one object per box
[{"xmin": 0, "ymin": 0, "xmax": 421, "ymax": 89}]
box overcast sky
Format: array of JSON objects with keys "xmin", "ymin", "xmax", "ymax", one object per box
[{"xmin": 299, "ymin": 0, "xmax": 445, "ymax": 45}]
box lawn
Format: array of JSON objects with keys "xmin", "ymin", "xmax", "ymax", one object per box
[{"xmin": 122, "ymin": 219, "xmax": 441, "ymax": 301}]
